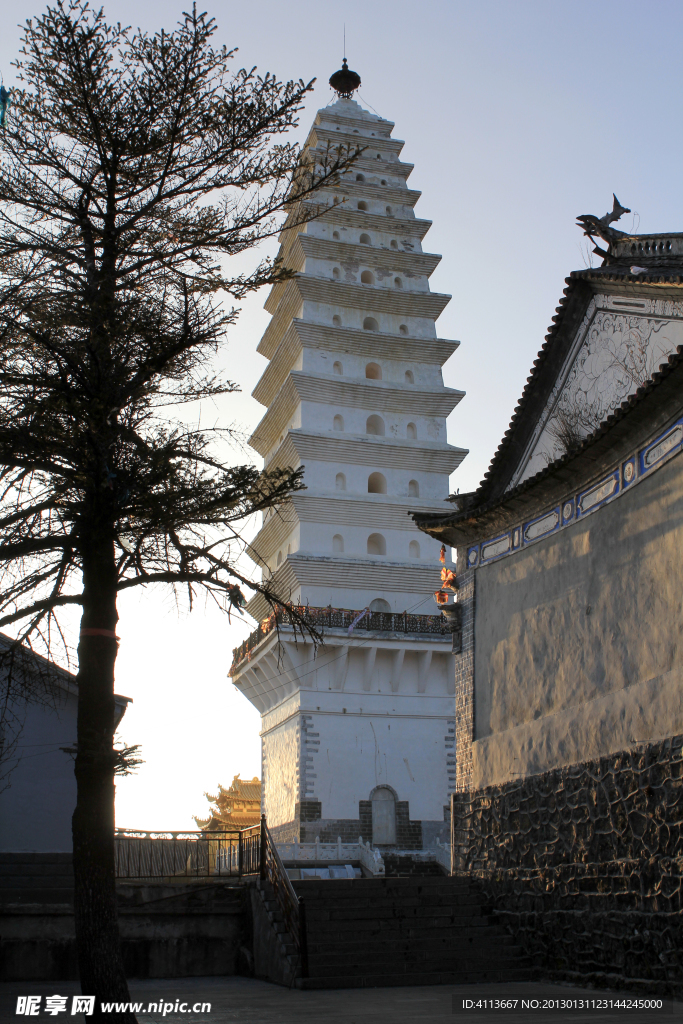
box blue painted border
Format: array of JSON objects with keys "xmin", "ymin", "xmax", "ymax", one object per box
[
  {"xmin": 469, "ymin": 413, "xmax": 683, "ymax": 571},
  {"xmin": 639, "ymin": 417, "xmax": 683, "ymax": 477},
  {"xmin": 480, "ymin": 532, "xmax": 512, "ymax": 564},
  {"xmin": 523, "ymin": 507, "xmax": 560, "ymax": 545},
  {"xmin": 467, "ymin": 545, "xmax": 479, "ymax": 568},
  {"xmin": 576, "ymin": 471, "xmax": 619, "ymax": 518}
]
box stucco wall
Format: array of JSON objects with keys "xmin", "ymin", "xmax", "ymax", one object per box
[
  {"xmin": 262, "ymin": 714, "xmax": 300, "ymax": 828},
  {"xmin": 472, "ymin": 450, "xmax": 683, "ymax": 788},
  {"xmin": 0, "ymin": 693, "xmax": 77, "ymax": 852}
]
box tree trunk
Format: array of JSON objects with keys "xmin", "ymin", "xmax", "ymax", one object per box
[{"xmin": 72, "ymin": 534, "xmax": 136, "ymax": 1023}]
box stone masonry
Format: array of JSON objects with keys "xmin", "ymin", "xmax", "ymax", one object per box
[{"xmin": 452, "ymin": 735, "xmax": 683, "ymax": 996}]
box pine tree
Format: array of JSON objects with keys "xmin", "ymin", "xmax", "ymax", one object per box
[{"xmin": 0, "ymin": 3, "xmax": 355, "ymax": 1017}]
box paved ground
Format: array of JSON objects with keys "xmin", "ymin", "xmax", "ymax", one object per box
[{"xmin": 0, "ymin": 977, "xmax": 680, "ymax": 1024}]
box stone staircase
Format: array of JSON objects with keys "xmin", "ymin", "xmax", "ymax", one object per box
[{"xmin": 260, "ymin": 875, "xmax": 531, "ymax": 989}]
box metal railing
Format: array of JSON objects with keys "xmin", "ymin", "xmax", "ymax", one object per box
[
  {"xmin": 231, "ymin": 605, "xmax": 448, "ymax": 673},
  {"xmin": 260, "ymin": 815, "xmax": 308, "ymax": 979},
  {"xmin": 114, "ymin": 826, "xmax": 261, "ymax": 879}
]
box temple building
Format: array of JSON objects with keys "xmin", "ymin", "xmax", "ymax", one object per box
[
  {"xmin": 194, "ymin": 775, "xmax": 262, "ymax": 831},
  {"xmin": 229, "ymin": 63, "xmax": 466, "ymax": 848},
  {"xmin": 414, "ymin": 212, "xmax": 683, "ymax": 987}
]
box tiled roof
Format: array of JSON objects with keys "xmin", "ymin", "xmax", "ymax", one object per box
[
  {"xmin": 470, "ymin": 259, "xmax": 683, "ymax": 508},
  {"xmin": 413, "ymin": 346, "xmax": 683, "ymax": 537}
]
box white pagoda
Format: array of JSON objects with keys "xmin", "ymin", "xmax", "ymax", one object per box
[{"xmin": 230, "ymin": 63, "xmax": 467, "ymax": 850}]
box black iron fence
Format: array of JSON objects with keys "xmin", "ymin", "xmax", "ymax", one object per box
[{"xmin": 114, "ymin": 826, "xmax": 261, "ymax": 879}]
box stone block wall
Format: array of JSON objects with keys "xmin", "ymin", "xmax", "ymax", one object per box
[{"xmin": 452, "ymin": 735, "xmax": 683, "ymax": 996}]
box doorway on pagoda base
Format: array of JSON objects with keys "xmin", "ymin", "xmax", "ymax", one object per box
[{"xmin": 371, "ymin": 785, "xmax": 397, "ymax": 844}]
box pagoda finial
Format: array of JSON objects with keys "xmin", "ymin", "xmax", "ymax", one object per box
[{"xmin": 329, "ymin": 58, "xmax": 361, "ymax": 99}]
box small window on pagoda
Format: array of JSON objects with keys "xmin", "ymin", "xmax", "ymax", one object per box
[
  {"xmin": 333, "ymin": 414, "xmax": 344, "ymax": 431},
  {"xmin": 360, "ymin": 233, "xmax": 371, "ymax": 244},
  {"xmin": 399, "ymin": 324, "xmax": 408, "ymax": 336},
  {"xmin": 356, "ymin": 173, "xmax": 365, "ymax": 181},
  {"xmin": 363, "ymin": 316, "xmax": 378, "ymax": 331},
  {"xmin": 365, "ymin": 362, "xmax": 382, "ymax": 380},
  {"xmin": 409, "ymin": 540, "xmax": 420, "ymax": 559},
  {"xmin": 336, "ymin": 472, "xmax": 346, "ymax": 491},
  {"xmin": 408, "ymin": 479, "xmax": 419, "ymax": 497},
  {"xmin": 381, "ymin": 179, "xmax": 387, "ymax": 186},
  {"xmin": 386, "ymin": 206, "xmax": 392, "ymax": 215},
  {"xmin": 333, "ymin": 361, "xmax": 343, "ymax": 375},
  {"xmin": 332, "ymin": 267, "xmax": 340, "ymax": 280},
  {"xmin": 407, "ymin": 422, "xmax": 417, "ymax": 439},
  {"xmin": 361, "ymin": 270, "xmax": 375, "ymax": 285},
  {"xmin": 394, "ymin": 277, "xmax": 402, "ymax": 288},
  {"xmin": 405, "ymin": 370, "xmax": 414, "ymax": 384},
  {"xmin": 366, "ymin": 414, "xmax": 385, "ymax": 436},
  {"xmin": 376, "ymin": 153, "xmax": 382, "ymax": 159},
  {"xmin": 332, "ymin": 314, "xmax": 342, "ymax": 326},
  {"xmin": 368, "ymin": 472, "xmax": 387, "ymax": 494},
  {"xmin": 390, "ymin": 239, "xmax": 398, "ymax": 249},
  {"xmin": 370, "ymin": 598, "xmax": 391, "ymax": 612},
  {"xmin": 333, "ymin": 534, "xmax": 344, "ymax": 552},
  {"xmin": 333, "ymin": 230, "xmax": 340, "ymax": 239},
  {"xmin": 358, "ymin": 201, "xmax": 368, "ymax": 211},
  {"xmin": 367, "ymin": 532, "xmax": 386, "ymax": 554}
]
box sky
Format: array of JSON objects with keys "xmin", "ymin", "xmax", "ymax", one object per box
[{"xmin": 3, "ymin": 0, "xmax": 683, "ymax": 830}]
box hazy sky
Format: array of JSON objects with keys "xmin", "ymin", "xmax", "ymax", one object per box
[{"xmin": 3, "ymin": 0, "xmax": 682, "ymax": 829}]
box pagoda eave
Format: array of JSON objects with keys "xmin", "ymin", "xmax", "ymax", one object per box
[
  {"xmin": 244, "ymin": 554, "xmax": 445, "ymax": 621},
  {"xmin": 249, "ymin": 491, "xmax": 459, "ymax": 562},
  {"xmin": 267, "ymin": 276, "xmax": 451, "ymax": 319},
  {"xmin": 280, "ymin": 202, "xmax": 433, "ymax": 247},
  {"xmin": 248, "ymin": 374, "xmax": 464, "ymax": 456},
  {"xmin": 308, "ymin": 125, "xmax": 405, "ymax": 156},
  {"xmin": 253, "ymin": 321, "xmax": 459, "ymax": 404},
  {"xmin": 266, "ymin": 429, "xmax": 468, "ymax": 474}
]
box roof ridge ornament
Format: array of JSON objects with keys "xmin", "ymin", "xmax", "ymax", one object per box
[
  {"xmin": 576, "ymin": 194, "xmax": 631, "ymax": 253},
  {"xmin": 329, "ymin": 58, "xmax": 361, "ymax": 99}
]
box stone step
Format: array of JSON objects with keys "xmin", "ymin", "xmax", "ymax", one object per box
[
  {"xmin": 300, "ymin": 896, "xmax": 487, "ymax": 913},
  {"xmin": 304, "ymin": 915, "xmax": 494, "ymax": 936},
  {"xmin": 297, "ymin": 967, "xmax": 533, "ymax": 989},
  {"xmin": 305, "ymin": 953, "xmax": 529, "ymax": 978},
  {"xmin": 304, "ymin": 922, "xmax": 511, "ymax": 948},
  {"xmin": 304, "ymin": 903, "xmax": 487, "ymax": 922},
  {"xmin": 299, "ymin": 892, "xmax": 474, "ymax": 911},
  {"xmin": 306, "ymin": 942, "xmax": 525, "ymax": 968},
  {"xmin": 292, "ymin": 879, "xmax": 471, "ymax": 895},
  {"xmin": 305, "ymin": 931, "xmax": 517, "ymax": 953}
]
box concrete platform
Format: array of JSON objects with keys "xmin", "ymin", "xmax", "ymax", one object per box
[{"xmin": 0, "ymin": 976, "xmax": 680, "ymax": 1023}]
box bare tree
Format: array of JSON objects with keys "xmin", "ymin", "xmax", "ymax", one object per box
[{"xmin": 0, "ymin": 3, "xmax": 356, "ymax": 1017}]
